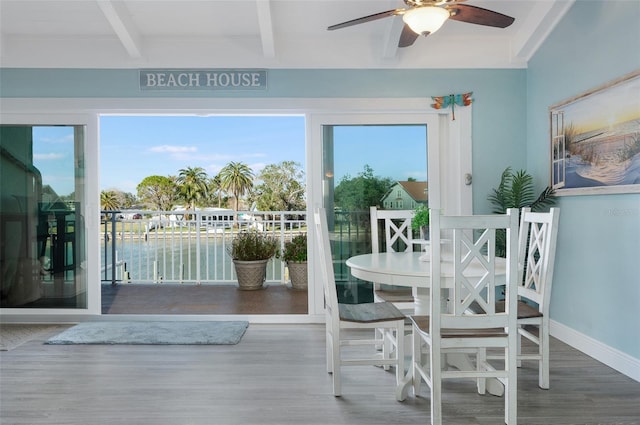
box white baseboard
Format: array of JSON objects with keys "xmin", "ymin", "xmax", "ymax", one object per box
[{"xmin": 551, "ymin": 320, "xmax": 640, "ymax": 383}]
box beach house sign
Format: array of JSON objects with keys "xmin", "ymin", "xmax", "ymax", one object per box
[{"xmin": 139, "ymin": 69, "xmax": 267, "ymax": 91}]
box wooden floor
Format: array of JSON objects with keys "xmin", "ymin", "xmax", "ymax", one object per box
[
  {"xmin": 1, "ymin": 324, "xmax": 639, "ymax": 425},
  {"xmin": 102, "ymin": 283, "xmax": 308, "ymax": 315}
]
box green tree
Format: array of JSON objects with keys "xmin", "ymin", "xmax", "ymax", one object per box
[
  {"xmin": 176, "ymin": 166, "xmax": 209, "ymax": 211},
  {"xmin": 252, "ymin": 161, "xmax": 305, "ymax": 211},
  {"xmin": 60, "ymin": 191, "xmax": 75, "ymax": 202},
  {"xmin": 121, "ymin": 192, "xmax": 138, "ymax": 208},
  {"xmin": 334, "ymin": 165, "xmax": 394, "ymax": 211},
  {"xmin": 137, "ymin": 175, "xmax": 177, "ymax": 211},
  {"xmin": 219, "ymin": 161, "xmax": 254, "ymax": 211},
  {"xmin": 208, "ymin": 174, "xmax": 226, "ymax": 208},
  {"xmin": 101, "ymin": 188, "xmax": 137, "ymax": 210},
  {"xmin": 100, "ymin": 190, "xmax": 120, "ymax": 211}
]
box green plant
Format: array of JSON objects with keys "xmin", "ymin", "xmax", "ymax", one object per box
[
  {"xmin": 488, "ymin": 167, "xmax": 557, "ymax": 256},
  {"xmin": 488, "ymin": 167, "xmax": 556, "ymax": 214},
  {"xmin": 411, "ymin": 204, "xmax": 430, "ymax": 231},
  {"xmin": 277, "ymin": 233, "xmax": 307, "ymax": 263},
  {"xmin": 227, "ymin": 229, "xmax": 277, "ymax": 261}
]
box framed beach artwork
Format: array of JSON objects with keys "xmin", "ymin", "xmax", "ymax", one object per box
[{"xmin": 550, "ymin": 70, "xmax": 640, "ymax": 195}]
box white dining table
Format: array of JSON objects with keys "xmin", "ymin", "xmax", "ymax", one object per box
[{"xmin": 346, "ymin": 251, "xmax": 507, "ymax": 398}]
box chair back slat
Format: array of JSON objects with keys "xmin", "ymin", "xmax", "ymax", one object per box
[
  {"xmin": 430, "ymin": 209, "xmax": 519, "ymax": 332},
  {"xmin": 517, "ymin": 208, "xmax": 560, "ymax": 312},
  {"xmin": 370, "ymin": 207, "xmax": 414, "ymax": 253}
]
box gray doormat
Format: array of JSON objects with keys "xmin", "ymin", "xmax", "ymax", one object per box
[{"xmin": 46, "ymin": 321, "xmax": 249, "ymax": 345}]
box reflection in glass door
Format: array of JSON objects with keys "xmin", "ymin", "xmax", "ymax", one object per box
[
  {"xmin": 322, "ymin": 125, "xmax": 427, "ymax": 303},
  {"xmin": 0, "ymin": 125, "xmax": 87, "ymax": 309}
]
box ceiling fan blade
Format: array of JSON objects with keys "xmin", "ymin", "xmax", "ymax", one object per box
[
  {"xmin": 398, "ymin": 24, "xmax": 420, "ymax": 48},
  {"xmin": 327, "ymin": 9, "xmax": 404, "ymax": 31},
  {"xmin": 448, "ymin": 4, "xmax": 515, "ymax": 28}
]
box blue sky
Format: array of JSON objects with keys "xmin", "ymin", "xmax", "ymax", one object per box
[
  {"xmin": 33, "ymin": 126, "xmax": 76, "ymax": 196},
  {"xmin": 99, "ymin": 115, "xmax": 307, "ymax": 194},
  {"xmin": 32, "ymin": 116, "xmax": 427, "ymax": 197}
]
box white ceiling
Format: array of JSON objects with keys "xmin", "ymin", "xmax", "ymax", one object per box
[{"xmin": 0, "ymin": 0, "xmax": 573, "ymax": 69}]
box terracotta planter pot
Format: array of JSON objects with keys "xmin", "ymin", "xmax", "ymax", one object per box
[
  {"xmin": 287, "ymin": 261, "xmax": 308, "ymax": 290},
  {"xmin": 233, "ymin": 259, "xmax": 269, "ymax": 290}
]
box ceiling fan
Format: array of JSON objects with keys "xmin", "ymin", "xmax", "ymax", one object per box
[{"xmin": 327, "ymin": 0, "xmax": 515, "ymax": 48}]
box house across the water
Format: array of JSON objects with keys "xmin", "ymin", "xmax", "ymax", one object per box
[{"xmin": 381, "ymin": 181, "xmax": 428, "ymax": 210}]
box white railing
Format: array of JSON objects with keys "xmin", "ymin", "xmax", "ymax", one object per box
[{"xmin": 101, "ymin": 210, "xmax": 306, "ymax": 285}]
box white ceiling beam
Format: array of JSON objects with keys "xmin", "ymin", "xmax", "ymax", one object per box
[
  {"xmin": 256, "ymin": 0, "xmax": 276, "ymax": 59},
  {"xmin": 381, "ymin": 15, "xmax": 404, "ymax": 60},
  {"xmin": 380, "ymin": 1, "xmax": 404, "ymax": 62},
  {"xmin": 96, "ymin": 0, "xmax": 143, "ymax": 59},
  {"xmin": 512, "ymin": 0, "xmax": 575, "ymax": 62}
]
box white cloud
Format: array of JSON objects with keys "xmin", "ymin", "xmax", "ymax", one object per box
[
  {"xmin": 34, "ymin": 153, "xmax": 65, "ymax": 160},
  {"xmin": 38, "ymin": 134, "xmax": 74, "ymax": 144},
  {"xmin": 149, "ymin": 145, "xmax": 197, "ymax": 153}
]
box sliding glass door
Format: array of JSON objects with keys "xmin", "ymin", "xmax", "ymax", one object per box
[
  {"xmin": 0, "ymin": 125, "xmax": 87, "ymax": 309},
  {"xmin": 308, "ymin": 110, "xmax": 471, "ymax": 313},
  {"xmin": 322, "ymin": 124, "xmax": 428, "ymax": 303}
]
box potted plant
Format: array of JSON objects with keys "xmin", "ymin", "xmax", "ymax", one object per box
[
  {"xmin": 277, "ymin": 233, "xmax": 308, "ymax": 290},
  {"xmin": 488, "ymin": 166, "xmax": 556, "ymax": 256},
  {"xmin": 227, "ymin": 229, "xmax": 278, "ymax": 290},
  {"xmin": 411, "ymin": 204, "xmax": 430, "ymax": 240}
]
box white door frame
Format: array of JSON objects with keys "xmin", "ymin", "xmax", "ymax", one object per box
[
  {"xmin": 307, "ymin": 107, "xmax": 472, "ymax": 316},
  {"xmin": 0, "ymin": 112, "xmax": 101, "ymax": 318}
]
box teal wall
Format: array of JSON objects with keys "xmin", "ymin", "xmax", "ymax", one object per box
[
  {"xmin": 527, "ymin": 0, "xmax": 640, "ymax": 358},
  {"xmin": 0, "ymin": 68, "xmax": 527, "ymax": 216}
]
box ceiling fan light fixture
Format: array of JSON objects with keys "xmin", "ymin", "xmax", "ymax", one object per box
[{"xmin": 402, "ymin": 6, "xmax": 450, "ymax": 35}]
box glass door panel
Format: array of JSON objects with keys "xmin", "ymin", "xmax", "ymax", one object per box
[
  {"xmin": 1, "ymin": 125, "xmax": 87, "ymax": 309},
  {"xmin": 322, "ymin": 124, "xmax": 428, "ymax": 303}
]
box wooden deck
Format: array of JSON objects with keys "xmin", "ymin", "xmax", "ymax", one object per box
[
  {"xmin": 1, "ymin": 324, "xmax": 639, "ymax": 424},
  {"xmin": 101, "ymin": 283, "xmax": 308, "ymax": 315}
]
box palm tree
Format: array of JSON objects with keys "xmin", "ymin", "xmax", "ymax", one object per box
[
  {"xmin": 218, "ymin": 161, "xmax": 254, "ymax": 211},
  {"xmin": 100, "ymin": 190, "xmax": 120, "ymax": 219},
  {"xmin": 209, "ymin": 174, "xmax": 224, "ymax": 208},
  {"xmin": 100, "ymin": 190, "xmax": 120, "ymax": 211},
  {"xmin": 176, "ymin": 166, "xmax": 209, "ymax": 212}
]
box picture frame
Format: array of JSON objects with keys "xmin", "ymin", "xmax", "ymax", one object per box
[{"xmin": 549, "ymin": 70, "xmax": 640, "ymax": 196}]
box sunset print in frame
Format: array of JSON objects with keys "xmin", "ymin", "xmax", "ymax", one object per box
[{"xmin": 549, "ymin": 70, "xmax": 640, "ymax": 196}]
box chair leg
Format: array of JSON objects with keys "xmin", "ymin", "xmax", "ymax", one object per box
[
  {"xmin": 540, "ymin": 321, "xmax": 550, "ymax": 389},
  {"xmin": 476, "ymin": 348, "xmax": 487, "ymax": 394},
  {"xmin": 394, "ymin": 324, "xmax": 405, "ymax": 387},
  {"xmin": 382, "ymin": 329, "xmax": 392, "ymax": 371},
  {"xmin": 430, "ymin": 345, "xmax": 443, "ymax": 425},
  {"xmin": 326, "ymin": 330, "xmax": 333, "ymax": 374},
  {"xmin": 505, "ymin": 344, "xmax": 518, "ymax": 424},
  {"xmin": 332, "ymin": 336, "xmax": 342, "ymax": 397},
  {"xmin": 412, "ymin": 327, "xmax": 422, "ymax": 397}
]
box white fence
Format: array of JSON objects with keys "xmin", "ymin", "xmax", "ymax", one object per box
[{"xmin": 101, "ymin": 210, "xmax": 306, "ymax": 285}]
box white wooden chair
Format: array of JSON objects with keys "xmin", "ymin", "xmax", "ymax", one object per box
[
  {"xmin": 475, "ymin": 207, "xmax": 560, "ymax": 390},
  {"xmin": 513, "ymin": 207, "xmax": 560, "ymax": 389},
  {"xmin": 313, "ymin": 208, "xmax": 406, "ymax": 398},
  {"xmin": 370, "ymin": 206, "xmax": 416, "ymax": 309},
  {"xmin": 410, "ymin": 208, "xmax": 520, "ymax": 425}
]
